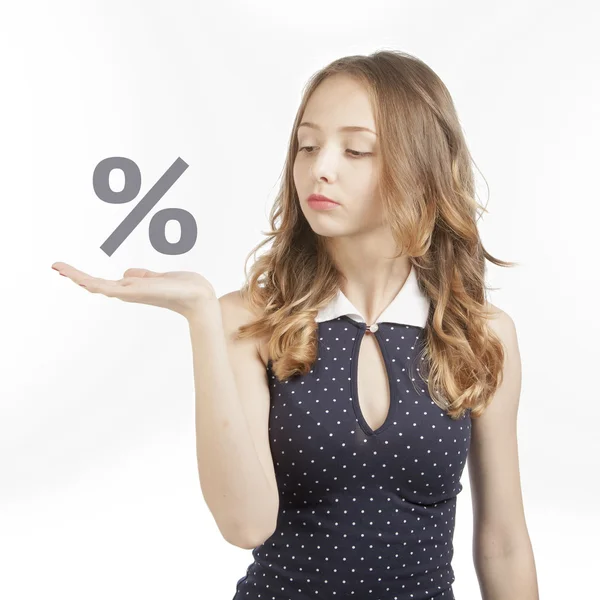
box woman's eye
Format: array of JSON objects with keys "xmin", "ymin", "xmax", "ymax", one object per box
[
  {"xmin": 298, "ymin": 146, "xmax": 370, "ymax": 158},
  {"xmin": 347, "ymin": 149, "xmax": 371, "ymax": 157}
]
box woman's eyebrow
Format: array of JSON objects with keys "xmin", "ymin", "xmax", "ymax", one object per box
[{"xmin": 298, "ymin": 122, "xmax": 377, "ymax": 136}]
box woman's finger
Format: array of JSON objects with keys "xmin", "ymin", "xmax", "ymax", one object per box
[
  {"xmin": 52, "ymin": 262, "xmax": 164, "ymax": 303},
  {"xmin": 81, "ymin": 277, "xmax": 132, "ymax": 298},
  {"xmin": 52, "ymin": 262, "xmax": 127, "ymax": 297},
  {"xmin": 52, "ymin": 262, "xmax": 94, "ymax": 282}
]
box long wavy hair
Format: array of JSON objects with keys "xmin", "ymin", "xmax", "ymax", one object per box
[{"xmin": 235, "ymin": 50, "xmax": 517, "ymax": 420}]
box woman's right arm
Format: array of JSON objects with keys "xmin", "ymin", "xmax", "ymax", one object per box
[{"xmin": 187, "ymin": 291, "xmax": 279, "ymax": 550}]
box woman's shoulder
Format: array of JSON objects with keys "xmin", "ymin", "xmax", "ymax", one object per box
[
  {"xmin": 218, "ymin": 289, "xmax": 270, "ymax": 368},
  {"xmin": 483, "ymin": 300, "xmax": 503, "ymax": 320},
  {"xmin": 483, "ymin": 300, "xmax": 516, "ymax": 344}
]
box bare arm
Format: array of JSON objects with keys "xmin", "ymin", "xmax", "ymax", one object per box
[
  {"xmin": 188, "ymin": 291, "xmax": 279, "ymax": 549},
  {"xmin": 469, "ymin": 306, "xmax": 539, "ymax": 599}
]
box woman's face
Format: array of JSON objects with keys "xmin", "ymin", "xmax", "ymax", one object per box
[{"xmin": 293, "ymin": 74, "xmax": 382, "ymax": 237}]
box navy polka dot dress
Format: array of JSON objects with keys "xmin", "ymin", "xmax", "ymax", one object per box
[{"xmin": 232, "ymin": 266, "xmax": 472, "ymax": 599}]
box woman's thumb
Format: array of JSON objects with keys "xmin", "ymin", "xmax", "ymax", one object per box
[{"xmin": 122, "ymin": 268, "xmax": 163, "ymax": 278}]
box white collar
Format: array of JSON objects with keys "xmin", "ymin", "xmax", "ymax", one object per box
[{"xmin": 315, "ymin": 265, "xmax": 430, "ymax": 328}]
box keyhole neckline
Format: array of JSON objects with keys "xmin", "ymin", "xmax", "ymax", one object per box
[{"xmin": 350, "ymin": 321, "xmax": 397, "ymax": 437}]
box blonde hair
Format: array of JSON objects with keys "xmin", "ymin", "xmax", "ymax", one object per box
[{"xmin": 235, "ymin": 50, "xmax": 516, "ymax": 420}]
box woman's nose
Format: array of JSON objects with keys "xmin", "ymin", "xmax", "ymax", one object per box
[{"xmin": 311, "ymin": 154, "xmax": 338, "ymax": 182}]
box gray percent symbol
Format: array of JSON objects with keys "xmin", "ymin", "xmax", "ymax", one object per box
[{"xmin": 93, "ymin": 156, "xmax": 196, "ymax": 256}]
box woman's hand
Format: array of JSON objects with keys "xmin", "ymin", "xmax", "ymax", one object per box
[{"xmin": 51, "ymin": 261, "xmax": 217, "ymax": 320}]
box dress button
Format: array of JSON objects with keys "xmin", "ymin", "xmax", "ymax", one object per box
[{"xmin": 367, "ymin": 323, "xmax": 378, "ymax": 333}]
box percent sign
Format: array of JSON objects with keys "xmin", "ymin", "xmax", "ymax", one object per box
[{"xmin": 93, "ymin": 156, "xmax": 196, "ymax": 256}]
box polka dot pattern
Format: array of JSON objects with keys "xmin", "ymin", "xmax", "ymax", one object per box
[{"xmin": 232, "ymin": 315, "xmax": 471, "ymax": 599}]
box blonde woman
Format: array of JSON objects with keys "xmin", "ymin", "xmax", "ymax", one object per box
[{"xmin": 53, "ymin": 50, "xmax": 539, "ymax": 599}]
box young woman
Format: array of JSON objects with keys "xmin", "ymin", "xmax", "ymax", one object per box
[{"xmin": 52, "ymin": 50, "xmax": 539, "ymax": 599}]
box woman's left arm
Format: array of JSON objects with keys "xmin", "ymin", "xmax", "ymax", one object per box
[{"xmin": 468, "ymin": 306, "xmax": 540, "ymax": 600}]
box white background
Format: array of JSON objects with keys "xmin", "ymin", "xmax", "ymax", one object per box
[{"xmin": 2, "ymin": 0, "xmax": 599, "ymax": 598}]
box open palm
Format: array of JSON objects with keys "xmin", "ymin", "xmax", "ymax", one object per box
[{"xmin": 51, "ymin": 262, "xmax": 216, "ymax": 319}]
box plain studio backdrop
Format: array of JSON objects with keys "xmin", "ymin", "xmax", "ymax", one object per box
[{"xmin": 2, "ymin": 1, "xmax": 598, "ymax": 598}]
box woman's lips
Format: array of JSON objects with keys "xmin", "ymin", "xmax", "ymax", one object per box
[{"xmin": 307, "ymin": 194, "xmax": 340, "ymax": 211}]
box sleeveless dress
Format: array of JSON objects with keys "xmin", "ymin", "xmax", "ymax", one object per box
[{"xmin": 232, "ymin": 266, "xmax": 472, "ymax": 599}]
